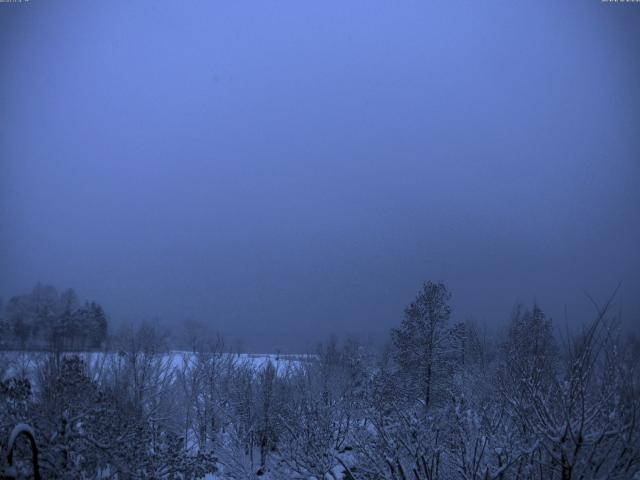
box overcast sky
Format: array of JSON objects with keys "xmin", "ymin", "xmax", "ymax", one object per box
[{"xmin": 1, "ymin": 1, "xmax": 639, "ymax": 351}]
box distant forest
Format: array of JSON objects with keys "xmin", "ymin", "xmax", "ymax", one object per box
[
  {"xmin": 0, "ymin": 284, "xmax": 108, "ymax": 351},
  {"xmin": 0, "ymin": 282, "xmax": 638, "ymax": 479}
]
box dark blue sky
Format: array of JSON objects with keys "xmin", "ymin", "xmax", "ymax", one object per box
[{"xmin": 1, "ymin": 1, "xmax": 639, "ymax": 351}]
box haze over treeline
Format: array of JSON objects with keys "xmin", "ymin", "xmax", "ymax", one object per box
[
  {"xmin": 1, "ymin": 2, "xmax": 640, "ymax": 479},
  {"xmin": 1, "ymin": 1, "xmax": 639, "ymax": 351}
]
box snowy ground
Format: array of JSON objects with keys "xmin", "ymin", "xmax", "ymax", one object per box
[{"xmin": 0, "ymin": 350, "xmax": 310, "ymax": 384}]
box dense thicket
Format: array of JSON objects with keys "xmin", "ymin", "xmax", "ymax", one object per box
[{"xmin": 0, "ymin": 282, "xmax": 638, "ymax": 479}]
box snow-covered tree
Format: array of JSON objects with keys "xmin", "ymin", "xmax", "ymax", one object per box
[{"xmin": 392, "ymin": 281, "xmax": 452, "ymax": 408}]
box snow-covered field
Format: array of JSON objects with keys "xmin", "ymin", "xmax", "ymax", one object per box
[{"xmin": 0, "ymin": 350, "xmax": 310, "ymax": 384}]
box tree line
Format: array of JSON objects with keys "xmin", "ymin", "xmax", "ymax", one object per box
[
  {"xmin": 0, "ymin": 284, "xmax": 108, "ymax": 351},
  {"xmin": 0, "ymin": 281, "xmax": 638, "ymax": 479}
]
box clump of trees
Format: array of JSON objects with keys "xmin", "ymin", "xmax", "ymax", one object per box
[
  {"xmin": 0, "ymin": 284, "xmax": 108, "ymax": 351},
  {"xmin": 0, "ymin": 281, "xmax": 638, "ymax": 479},
  {"xmin": 1, "ymin": 322, "xmax": 216, "ymax": 479}
]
